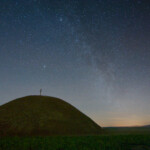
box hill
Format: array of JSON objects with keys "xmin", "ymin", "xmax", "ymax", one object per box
[{"xmin": 0, "ymin": 96, "xmax": 101, "ymax": 136}]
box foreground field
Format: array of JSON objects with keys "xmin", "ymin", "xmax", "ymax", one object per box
[{"xmin": 0, "ymin": 134, "xmax": 150, "ymax": 150}]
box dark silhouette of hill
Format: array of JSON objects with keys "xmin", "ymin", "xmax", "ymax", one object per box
[{"xmin": 0, "ymin": 96, "xmax": 101, "ymax": 136}]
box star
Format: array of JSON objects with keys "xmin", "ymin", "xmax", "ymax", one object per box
[
  {"xmin": 59, "ymin": 17, "xmax": 63, "ymax": 22},
  {"xmin": 43, "ymin": 65, "xmax": 46, "ymax": 69}
]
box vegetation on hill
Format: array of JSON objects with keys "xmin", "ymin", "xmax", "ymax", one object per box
[{"xmin": 0, "ymin": 96, "xmax": 101, "ymax": 136}]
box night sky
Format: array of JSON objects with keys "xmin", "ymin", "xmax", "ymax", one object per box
[{"xmin": 0, "ymin": 0, "xmax": 150, "ymax": 127}]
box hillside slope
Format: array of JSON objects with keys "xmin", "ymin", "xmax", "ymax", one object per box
[{"xmin": 0, "ymin": 96, "xmax": 101, "ymax": 136}]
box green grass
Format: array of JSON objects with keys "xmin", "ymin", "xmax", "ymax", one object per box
[{"xmin": 0, "ymin": 134, "xmax": 150, "ymax": 150}]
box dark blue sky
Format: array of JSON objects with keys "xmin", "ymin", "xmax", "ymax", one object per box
[{"xmin": 0, "ymin": 0, "xmax": 150, "ymax": 126}]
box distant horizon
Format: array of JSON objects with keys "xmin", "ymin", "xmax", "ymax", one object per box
[{"xmin": 103, "ymin": 124, "xmax": 150, "ymax": 128}]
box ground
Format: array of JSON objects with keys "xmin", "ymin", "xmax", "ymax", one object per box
[{"xmin": 0, "ymin": 134, "xmax": 150, "ymax": 150}]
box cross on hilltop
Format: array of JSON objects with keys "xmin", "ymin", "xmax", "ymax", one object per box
[{"xmin": 40, "ymin": 89, "xmax": 42, "ymax": 96}]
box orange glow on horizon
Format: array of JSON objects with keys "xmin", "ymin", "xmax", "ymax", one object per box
[{"xmin": 96, "ymin": 117, "xmax": 150, "ymax": 127}]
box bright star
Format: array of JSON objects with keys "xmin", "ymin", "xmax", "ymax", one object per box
[
  {"xmin": 59, "ymin": 17, "xmax": 63, "ymax": 22},
  {"xmin": 43, "ymin": 65, "xmax": 46, "ymax": 69}
]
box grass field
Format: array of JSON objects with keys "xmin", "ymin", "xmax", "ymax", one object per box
[{"xmin": 0, "ymin": 134, "xmax": 150, "ymax": 150}]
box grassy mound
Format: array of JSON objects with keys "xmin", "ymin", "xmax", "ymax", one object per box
[{"xmin": 0, "ymin": 96, "xmax": 101, "ymax": 136}]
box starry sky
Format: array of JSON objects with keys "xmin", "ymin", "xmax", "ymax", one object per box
[{"xmin": 0, "ymin": 0, "xmax": 150, "ymax": 127}]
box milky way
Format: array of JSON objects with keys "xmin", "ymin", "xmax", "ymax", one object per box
[{"xmin": 0, "ymin": 0, "xmax": 150, "ymax": 126}]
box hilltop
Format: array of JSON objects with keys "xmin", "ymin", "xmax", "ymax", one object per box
[{"xmin": 0, "ymin": 96, "xmax": 101, "ymax": 136}]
